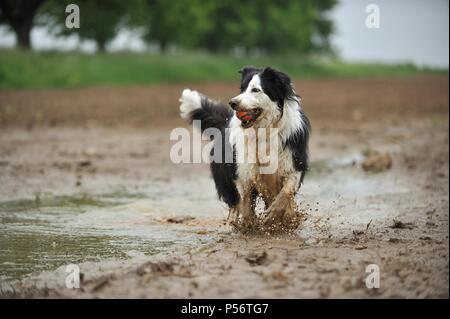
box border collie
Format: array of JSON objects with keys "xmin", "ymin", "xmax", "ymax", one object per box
[{"xmin": 179, "ymin": 66, "xmax": 310, "ymax": 231}]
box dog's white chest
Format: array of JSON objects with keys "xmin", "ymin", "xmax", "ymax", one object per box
[{"xmin": 234, "ymin": 135, "xmax": 294, "ymax": 196}]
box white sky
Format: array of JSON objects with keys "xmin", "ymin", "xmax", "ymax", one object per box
[
  {"xmin": 0, "ymin": 0, "xmax": 448, "ymax": 68},
  {"xmin": 330, "ymin": 0, "xmax": 449, "ymax": 68}
]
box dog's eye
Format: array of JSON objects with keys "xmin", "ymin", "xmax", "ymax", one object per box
[{"xmin": 251, "ymin": 88, "xmax": 261, "ymax": 93}]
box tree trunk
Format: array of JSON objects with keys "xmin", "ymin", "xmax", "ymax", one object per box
[
  {"xmin": 0, "ymin": 0, "xmax": 45, "ymax": 50},
  {"xmin": 13, "ymin": 22, "xmax": 32, "ymax": 49},
  {"xmin": 159, "ymin": 40, "xmax": 168, "ymax": 53},
  {"xmin": 97, "ymin": 39, "xmax": 107, "ymax": 53}
]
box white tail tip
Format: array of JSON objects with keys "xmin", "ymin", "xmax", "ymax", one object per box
[{"xmin": 179, "ymin": 89, "xmax": 202, "ymax": 120}]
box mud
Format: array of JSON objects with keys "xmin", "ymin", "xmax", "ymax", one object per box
[{"xmin": 0, "ymin": 75, "xmax": 448, "ymax": 298}]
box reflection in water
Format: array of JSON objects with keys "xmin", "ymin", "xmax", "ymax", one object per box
[{"xmin": 0, "ymin": 189, "xmax": 218, "ymax": 282}]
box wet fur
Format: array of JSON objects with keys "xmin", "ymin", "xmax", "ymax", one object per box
[{"xmin": 179, "ymin": 67, "xmax": 310, "ymax": 231}]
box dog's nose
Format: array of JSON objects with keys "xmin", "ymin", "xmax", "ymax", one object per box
[{"xmin": 229, "ymin": 98, "xmax": 239, "ymax": 110}]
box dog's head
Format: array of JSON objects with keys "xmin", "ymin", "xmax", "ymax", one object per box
[{"xmin": 229, "ymin": 66, "xmax": 296, "ymax": 129}]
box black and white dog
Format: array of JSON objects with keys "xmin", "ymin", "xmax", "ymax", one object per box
[{"xmin": 179, "ymin": 66, "xmax": 310, "ymax": 230}]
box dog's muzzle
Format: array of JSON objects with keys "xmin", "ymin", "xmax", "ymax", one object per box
[{"xmin": 229, "ymin": 98, "xmax": 262, "ymax": 128}]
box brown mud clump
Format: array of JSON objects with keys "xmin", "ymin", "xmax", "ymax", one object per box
[{"xmin": 362, "ymin": 149, "xmax": 392, "ymax": 172}]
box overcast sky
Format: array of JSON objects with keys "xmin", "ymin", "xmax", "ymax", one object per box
[
  {"xmin": 330, "ymin": 0, "xmax": 449, "ymax": 68},
  {"xmin": 0, "ymin": 0, "xmax": 448, "ymax": 68}
]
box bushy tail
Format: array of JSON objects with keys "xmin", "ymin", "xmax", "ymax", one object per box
[
  {"xmin": 179, "ymin": 89, "xmax": 232, "ymax": 133},
  {"xmin": 179, "ymin": 89, "xmax": 240, "ymax": 209}
]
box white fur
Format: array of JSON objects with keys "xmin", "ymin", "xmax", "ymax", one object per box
[
  {"xmin": 231, "ymin": 124, "xmax": 297, "ymax": 185},
  {"xmin": 230, "ymin": 74, "xmax": 282, "ymax": 129},
  {"xmin": 278, "ymin": 96, "xmax": 305, "ymax": 144},
  {"xmin": 229, "ymin": 77, "xmax": 306, "ymax": 195},
  {"xmin": 180, "ymin": 76, "xmax": 307, "ymax": 215},
  {"xmin": 179, "ymin": 89, "xmax": 202, "ymax": 119}
]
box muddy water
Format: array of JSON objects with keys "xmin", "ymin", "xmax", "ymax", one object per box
[
  {"xmin": 0, "ymin": 177, "xmax": 226, "ymax": 282},
  {"xmin": 0, "ymin": 153, "xmax": 411, "ymax": 283}
]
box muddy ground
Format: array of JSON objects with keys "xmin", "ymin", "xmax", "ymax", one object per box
[{"xmin": 0, "ymin": 75, "xmax": 448, "ymax": 298}]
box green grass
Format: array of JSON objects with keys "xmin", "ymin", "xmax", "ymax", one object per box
[{"xmin": 0, "ymin": 49, "xmax": 447, "ymax": 89}]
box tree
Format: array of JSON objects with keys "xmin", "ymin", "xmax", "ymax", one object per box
[
  {"xmin": 142, "ymin": 0, "xmax": 337, "ymax": 55},
  {"xmin": 197, "ymin": 0, "xmax": 258, "ymax": 53},
  {"xmin": 42, "ymin": 0, "xmax": 144, "ymax": 52},
  {"xmin": 229, "ymin": 0, "xmax": 337, "ymax": 54},
  {"xmin": 143, "ymin": 0, "xmax": 212, "ymax": 52},
  {"xmin": 0, "ymin": 0, "xmax": 47, "ymax": 49}
]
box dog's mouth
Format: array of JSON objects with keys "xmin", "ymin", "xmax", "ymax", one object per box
[{"xmin": 235, "ymin": 108, "xmax": 262, "ymax": 128}]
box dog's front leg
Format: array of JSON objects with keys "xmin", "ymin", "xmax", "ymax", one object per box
[
  {"xmin": 263, "ymin": 173, "xmax": 301, "ymax": 227},
  {"xmin": 232, "ymin": 185, "xmax": 257, "ymax": 230}
]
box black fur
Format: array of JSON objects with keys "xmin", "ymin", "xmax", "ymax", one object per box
[
  {"xmin": 185, "ymin": 66, "xmax": 310, "ymax": 207},
  {"xmin": 240, "ymin": 66, "xmax": 297, "ymax": 116},
  {"xmin": 210, "ymin": 142, "xmax": 239, "ymax": 208},
  {"xmin": 239, "ymin": 66, "xmax": 261, "ymax": 92},
  {"xmin": 190, "ymin": 97, "xmax": 232, "ymax": 134},
  {"xmin": 259, "ymin": 67, "xmax": 297, "ymax": 117},
  {"xmin": 187, "ymin": 96, "xmax": 240, "ymax": 208},
  {"xmin": 239, "ymin": 67, "xmax": 311, "ymax": 183},
  {"xmin": 241, "ymin": 66, "xmax": 311, "ymax": 183},
  {"xmin": 284, "ymin": 110, "xmax": 311, "ymax": 184}
]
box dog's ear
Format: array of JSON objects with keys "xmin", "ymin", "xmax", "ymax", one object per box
[
  {"xmin": 260, "ymin": 67, "xmax": 295, "ymax": 109},
  {"xmin": 261, "ymin": 67, "xmax": 292, "ymax": 89},
  {"xmin": 238, "ymin": 66, "xmax": 260, "ymax": 92},
  {"xmin": 238, "ymin": 66, "xmax": 259, "ymax": 78}
]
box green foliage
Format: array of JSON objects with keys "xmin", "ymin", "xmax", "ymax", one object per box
[
  {"xmin": 0, "ymin": 50, "xmax": 443, "ymax": 89},
  {"xmin": 0, "ymin": 0, "xmax": 337, "ymax": 54},
  {"xmin": 143, "ymin": 0, "xmax": 337, "ymax": 54},
  {"xmin": 41, "ymin": 0, "xmax": 144, "ymax": 51},
  {"xmin": 143, "ymin": 0, "xmax": 211, "ymax": 51}
]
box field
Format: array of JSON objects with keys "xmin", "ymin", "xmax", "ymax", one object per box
[
  {"xmin": 0, "ymin": 65, "xmax": 448, "ymax": 297},
  {"xmin": 0, "ymin": 49, "xmax": 446, "ymax": 89}
]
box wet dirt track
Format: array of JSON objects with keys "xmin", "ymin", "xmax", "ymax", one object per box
[{"xmin": 0, "ymin": 75, "xmax": 448, "ymax": 298}]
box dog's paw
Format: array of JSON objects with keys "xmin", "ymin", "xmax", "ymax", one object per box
[
  {"xmin": 179, "ymin": 89, "xmax": 202, "ymax": 119},
  {"xmin": 241, "ymin": 213, "xmax": 258, "ymax": 230},
  {"xmin": 263, "ymin": 194, "xmax": 290, "ymax": 228},
  {"xmin": 263, "ymin": 205, "xmax": 285, "ymax": 228}
]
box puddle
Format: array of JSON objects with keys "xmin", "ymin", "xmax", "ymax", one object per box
[
  {"xmin": 0, "ymin": 181, "xmax": 222, "ymax": 282},
  {"xmin": 0, "ymin": 154, "xmax": 412, "ymax": 283}
]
